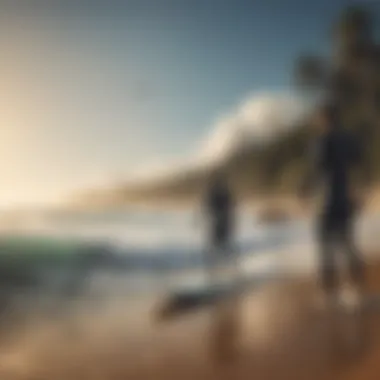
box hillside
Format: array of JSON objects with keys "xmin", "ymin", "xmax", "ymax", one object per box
[
  {"xmin": 111, "ymin": 118, "xmax": 380, "ymax": 205},
  {"xmin": 74, "ymin": 115, "xmax": 379, "ymax": 207},
  {"xmin": 111, "ymin": 122, "xmax": 311, "ymax": 203}
]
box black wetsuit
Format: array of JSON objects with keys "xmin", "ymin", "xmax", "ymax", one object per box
[
  {"xmin": 204, "ymin": 181, "xmax": 234, "ymax": 252},
  {"xmin": 303, "ymin": 127, "xmax": 369, "ymax": 292}
]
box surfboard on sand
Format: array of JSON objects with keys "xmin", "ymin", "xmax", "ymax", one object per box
[
  {"xmin": 155, "ymin": 273, "xmax": 276, "ymax": 322},
  {"xmin": 156, "ymin": 283, "xmax": 236, "ymax": 320},
  {"xmin": 155, "ymin": 272, "xmax": 380, "ymax": 323}
]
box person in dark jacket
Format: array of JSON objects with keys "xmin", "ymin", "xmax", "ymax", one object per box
[{"xmin": 299, "ymin": 103, "xmax": 371, "ymax": 306}]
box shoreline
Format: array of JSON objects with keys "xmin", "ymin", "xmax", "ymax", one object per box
[{"xmin": 2, "ymin": 252, "xmax": 380, "ymax": 379}]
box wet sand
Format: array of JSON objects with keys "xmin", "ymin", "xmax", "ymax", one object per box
[{"xmin": 1, "ymin": 257, "xmax": 380, "ymax": 379}]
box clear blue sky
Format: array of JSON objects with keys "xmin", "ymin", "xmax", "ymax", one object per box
[{"xmin": 0, "ymin": 0, "xmax": 376, "ymax": 205}]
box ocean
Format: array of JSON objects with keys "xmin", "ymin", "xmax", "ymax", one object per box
[{"xmin": 0, "ymin": 206, "xmax": 379, "ymax": 295}]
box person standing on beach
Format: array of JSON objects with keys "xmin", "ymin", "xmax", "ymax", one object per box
[
  {"xmin": 202, "ymin": 169, "xmax": 237, "ymax": 287},
  {"xmin": 299, "ymin": 103, "xmax": 371, "ymax": 307},
  {"xmin": 202, "ymin": 169, "xmax": 241, "ymax": 362}
]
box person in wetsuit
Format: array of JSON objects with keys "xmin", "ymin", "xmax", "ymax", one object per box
[
  {"xmin": 300, "ymin": 103, "xmax": 371, "ymax": 304},
  {"xmin": 202, "ymin": 170, "xmax": 241, "ymax": 361},
  {"xmin": 203, "ymin": 170, "xmax": 236, "ymax": 284}
]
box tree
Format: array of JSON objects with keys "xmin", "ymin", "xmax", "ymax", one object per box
[
  {"xmin": 334, "ymin": 6, "xmax": 372, "ymax": 48},
  {"xmin": 294, "ymin": 55, "xmax": 327, "ymax": 94},
  {"xmin": 294, "ymin": 5, "xmax": 380, "ymax": 182}
]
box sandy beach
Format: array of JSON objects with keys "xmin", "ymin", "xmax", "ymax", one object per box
[{"xmin": 0, "ymin": 251, "xmax": 379, "ymax": 380}]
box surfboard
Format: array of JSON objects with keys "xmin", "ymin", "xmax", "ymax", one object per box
[{"xmin": 154, "ymin": 272, "xmax": 276, "ymax": 322}]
